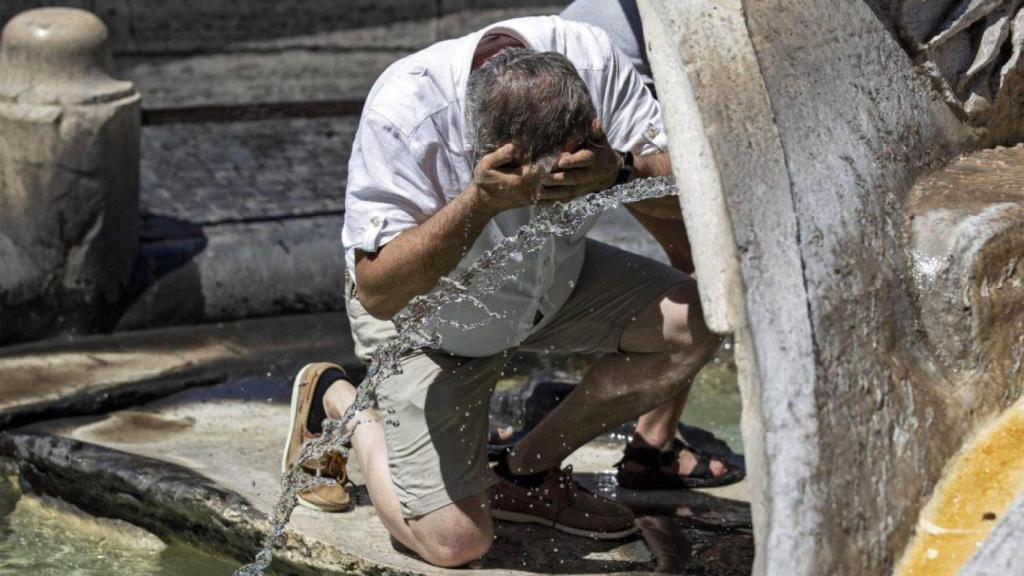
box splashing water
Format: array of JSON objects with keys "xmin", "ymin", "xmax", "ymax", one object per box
[{"xmin": 234, "ymin": 176, "xmax": 678, "ymax": 575}]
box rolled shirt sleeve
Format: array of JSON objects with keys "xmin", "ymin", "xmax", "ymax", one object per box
[
  {"xmin": 342, "ymin": 110, "xmax": 443, "ymax": 277},
  {"xmin": 594, "ymin": 28, "xmax": 668, "ymax": 156}
]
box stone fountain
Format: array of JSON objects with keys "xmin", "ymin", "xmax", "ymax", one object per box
[
  {"xmin": 637, "ymin": 0, "xmax": 1023, "ymax": 574},
  {"xmin": 1, "ymin": 1, "xmax": 1022, "ymax": 575}
]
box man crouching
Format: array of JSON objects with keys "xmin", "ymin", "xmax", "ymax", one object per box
[{"xmin": 281, "ymin": 15, "xmax": 741, "ymax": 568}]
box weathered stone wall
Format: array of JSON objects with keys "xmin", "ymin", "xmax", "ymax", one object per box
[
  {"xmin": 634, "ymin": 6, "xmax": 817, "ymax": 576},
  {"xmin": 742, "ymin": 3, "xmax": 973, "ymax": 573},
  {"xmin": 640, "ymin": 0, "xmax": 1023, "ymax": 574},
  {"xmin": 907, "ymin": 146, "xmax": 1024, "ymax": 402}
]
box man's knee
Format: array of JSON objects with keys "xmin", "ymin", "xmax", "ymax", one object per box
[
  {"xmin": 419, "ymin": 521, "xmax": 493, "ymax": 567},
  {"xmin": 661, "ymin": 282, "xmax": 720, "ymax": 354},
  {"xmin": 410, "ymin": 495, "xmax": 493, "ymax": 567}
]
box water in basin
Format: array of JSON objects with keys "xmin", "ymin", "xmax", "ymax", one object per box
[{"xmin": 0, "ymin": 472, "xmax": 253, "ymax": 576}]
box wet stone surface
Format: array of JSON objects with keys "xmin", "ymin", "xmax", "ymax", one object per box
[{"xmin": 5, "ymin": 369, "xmax": 752, "ymax": 575}]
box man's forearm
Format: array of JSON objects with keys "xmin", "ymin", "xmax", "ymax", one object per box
[
  {"xmin": 621, "ymin": 151, "xmax": 694, "ymax": 272},
  {"xmin": 626, "ymin": 206, "xmax": 694, "ymax": 273},
  {"xmin": 354, "ymin": 185, "xmax": 500, "ymax": 319},
  {"xmin": 624, "ymin": 152, "xmax": 682, "ymax": 219}
]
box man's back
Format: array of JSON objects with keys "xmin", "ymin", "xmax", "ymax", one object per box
[{"xmin": 343, "ymin": 16, "xmax": 667, "ymax": 357}]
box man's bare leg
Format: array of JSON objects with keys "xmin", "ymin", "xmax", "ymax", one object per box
[
  {"xmin": 507, "ymin": 281, "xmax": 722, "ymax": 475},
  {"xmin": 635, "ymin": 391, "xmax": 691, "ymax": 447},
  {"xmin": 322, "ymin": 382, "xmax": 492, "ymax": 568},
  {"xmin": 626, "ymin": 207, "xmax": 726, "ymax": 478}
]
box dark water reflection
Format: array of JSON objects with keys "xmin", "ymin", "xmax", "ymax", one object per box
[
  {"xmin": 638, "ymin": 514, "xmax": 754, "ymax": 575},
  {"xmin": 578, "ymin": 470, "xmax": 754, "ymax": 575}
]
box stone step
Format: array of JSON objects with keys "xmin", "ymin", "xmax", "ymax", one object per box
[
  {"xmin": 115, "ymin": 0, "xmax": 660, "ymax": 334},
  {"xmin": 0, "ymin": 313, "xmax": 361, "ymax": 430},
  {"xmin": 127, "ymin": 214, "xmax": 349, "ymax": 329},
  {"xmin": 132, "ymin": 112, "xmax": 666, "ymax": 331},
  {"xmin": 133, "ymin": 117, "xmax": 356, "ymax": 329},
  {"xmin": 3, "ymin": 5, "xmax": 566, "ymax": 111},
  {"xmin": 3, "ymin": 2, "xmax": 566, "ymax": 56},
  {"xmin": 124, "ymin": 50, "xmax": 403, "ymax": 112},
  {"xmin": 138, "ymin": 114, "xmax": 663, "ymax": 251},
  {"xmin": 117, "ymin": 6, "xmax": 565, "ymax": 111}
]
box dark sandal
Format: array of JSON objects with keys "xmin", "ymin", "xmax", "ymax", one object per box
[{"xmin": 615, "ymin": 438, "xmax": 745, "ymax": 490}]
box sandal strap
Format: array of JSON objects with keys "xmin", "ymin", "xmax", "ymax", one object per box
[
  {"xmin": 689, "ymin": 451, "xmax": 713, "ymax": 478},
  {"xmin": 303, "ymin": 452, "xmax": 348, "ymax": 484},
  {"xmin": 673, "ymin": 438, "xmax": 723, "ymax": 479},
  {"xmin": 619, "ymin": 438, "xmax": 722, "ymax": 476},
  {"xmin": 619, "ymin": 438, "xmax": 689, "ymax": 470}
]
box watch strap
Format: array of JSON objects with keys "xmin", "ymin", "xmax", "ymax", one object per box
[{"xmin": 614, "ymin": 150, "xmax": 634, "ymax": 186}]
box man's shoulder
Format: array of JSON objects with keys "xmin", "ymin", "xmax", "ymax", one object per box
[
  {"xmin": 506, "ymin": 15, "xmax": 616, "ymax": 71},
  {"xmin": 363, "ymin": 39, "xmax": 464, "ymax": 137}
]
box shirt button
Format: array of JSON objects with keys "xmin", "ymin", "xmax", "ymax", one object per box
[
  {"xmin": 370, "ymin": 216, "xmax": 382, "ymax": 227},
  {"xmin": 644, "ymin": 124, "xmax": 660, "ymax": 140}
]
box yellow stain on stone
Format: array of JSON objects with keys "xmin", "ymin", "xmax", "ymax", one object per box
[{"xmin": 895, "ymin": 401, "xmax": 1024, "ymax": 576}]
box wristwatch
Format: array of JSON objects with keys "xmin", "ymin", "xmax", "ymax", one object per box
[{"xmin": 614, "ymin": 150, "xmax": 634, "ymax": 186}]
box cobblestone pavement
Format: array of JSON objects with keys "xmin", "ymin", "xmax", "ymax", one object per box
[
  {"xmin": 140, "ymin": 117, "xmax": 356, "ymax": 224},
  {"xmin": 122, "ymin": 50, "xmax": 405, "ymax": 110}
]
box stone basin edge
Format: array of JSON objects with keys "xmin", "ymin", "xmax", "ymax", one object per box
[{"xmin": 0, "ymin": 432, "xmax": 416, "ymax": 576}]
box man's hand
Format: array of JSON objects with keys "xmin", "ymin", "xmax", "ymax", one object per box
[
  {"xmin": 538, "ymin": 119, "xmax": 619, "ymax": 203},
  {"xmin": 473, "ymin": 143, "xmax": 545, "ymax": 212}
]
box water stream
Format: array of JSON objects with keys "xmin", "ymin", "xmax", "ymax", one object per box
[{"xmin": 235, "ymin": 176, "xmax": 680, "ymax": 575}]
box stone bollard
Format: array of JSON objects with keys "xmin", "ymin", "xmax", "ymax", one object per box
[{"xmin": 0, "ymin": 8, "xmax": 140, "ymax": 342}]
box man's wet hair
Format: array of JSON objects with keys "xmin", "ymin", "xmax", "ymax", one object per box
[{"xmin": 467, "ymin": 47, "xmax": 598, "ymax": 165}]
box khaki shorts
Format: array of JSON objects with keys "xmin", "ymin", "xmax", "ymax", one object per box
[{"xmin": 345, "ymin": 239, "xmax": 686, "ymax": 517}]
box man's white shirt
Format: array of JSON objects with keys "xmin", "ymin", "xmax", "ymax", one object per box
[{"xmin": 342, "ymin": 15, "xmax": 667, "ymax": 357}]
